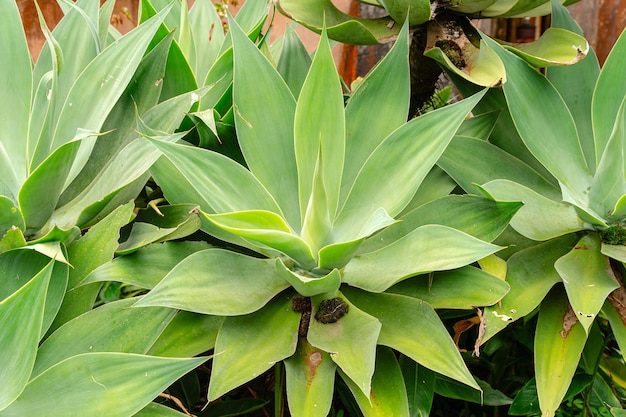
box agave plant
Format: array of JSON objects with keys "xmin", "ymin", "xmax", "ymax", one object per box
[
  {"xmin": 0, "ymin": 1, "xmax": 210, "ymax": 415},
  {"xmin": 438, "ymin": 2, "xmax": 626, "ymax": 415},
  {"xmin": 129, "ymin": 13, "xmax": 525, "ymax": 414}
]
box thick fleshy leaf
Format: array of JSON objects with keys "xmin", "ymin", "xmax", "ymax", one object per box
[
  {"xmin": 447, "ymin": 0, "xmax": 497, "ymax": 14},
  {"xmin": 484, "ymin": 35, "xmax": 593, "ymax": 206},
  {"xmin": 434, "ymin": 377, "xmax": 511, "ymax": 406},
  {"xmin": 208, "ymin": 294, "xmax": 300, "ymax": 400},
  {"xmin": 503, "ymin": 28, "xmax": 588, "ymax": 67},
  {"xmin": 340, "ymin": 347, "xmax": 410, "ymax": 417},
  {"xmin": 148, "ymin": 139, "xmax": 282, "ymax": 215},
  {"xmin": 482, "ymin": 179, "xmax": 586, "ymax": 240},
  {"xmin": 0, "ymin": 261, "xmax": 52, "ymax": 411},
  {"xmin": 0, "ymin": 353, "xmax": 206, "ymax": 417},
  {"xmin": 425, "ymin": 38, "xmax": 505, "ymax": 87},
  {"xmin": 335, "ymin": 90, "xmax": 486, "ymax": 241},
  {"xmin": 276, "ymin": 26, "xmax": 312, "ymax": 98},
  {"xmin": 147, "ymin": 311, "xmax": 223, "ymax": 358},
  {"xmin": 136, "ymin": 249, "xmax": 289, "ymax": 315},
  {"xmin": 590, "ymin": 98, "xmax": 626, "ymax": 217},
  {"xmin": 133, "ymin": 402, "xmax": 189, "ymax": 417},
  {"xmin": 439, "ymin": 136, "xmax": 562, "ymax": 200},
  {"xmin": 276, "ymin": 260, "xmax": 341, "ymax": 297},
  {"xmin": 554, "ymin": 234, "xmax": 619, "ymax": 332},
  {"xmin": 389, "ymin": 266, "xmax": 510, "ymax": 309},
  {"xmin": 33, "ymin": 298, "xmax": 175, "ymax": 377},
  {"xmin": 344, "ymin": 289, "xmax": 479, "ymax": 390},
  {"xmin": 231, "ymin": 16, "xmax": 300, "ymax": 229},
  {"xmin": 276, "ymin": 0, "xmax": 399, "ymax": 45},
  {"xmin": 535, "ymin": 290, "xmax": 587, "ymax": 417},
  {"xmin": 284, "ymin": 339, "xmax": 336, "ymax": 417},
  {"xmin": 0, "ymin": 0, "xmax": 31, "ymax": 198},
  {"xmin": 341, "ymin": 22, "xmax": 410, "ymax": 204},
  {"xmin": 295, "ymin": 30, "xmax": 345, "ymax": 222},
  {"xmin": 400, "ymin": 166, "xmax": 457, "ymax": 215},
  {"xmin": 204, "ymin": 210, "xmax": 316, "ymax": 269},
  {"xmin": 189, "ymin": 0, "xmax": 224, "ymax": 84},
  {"xmin": 82, "ymin": 241, "xmax": 211, "ymax": 289},
  {"xmin": 546, "ymin": 0, "xmax": 600, "ymax": 171},
  {"xmin": 592, "ymin": 28, "xmax": 626, "ymax": 165},
  {"xmin": 456, "ymin": 111, "xmax": 500, "ymax": 139},
  {"xmin": 0, "ymin": 197, "xmax": 25, "ymax": 238},
  {"xmin": 602, "ymin": 300, "xmax": 626, "ymax": 362},
  {"xmin": 343, "ymin": 225, "xmax": 500, "ymax": 293},
  {"xmin": 360, "ymin": 195, "xmax": 521, "ymax": 254},
  {"xmin": 308, "ymin": 291, "xmax": 381, "ymax": 397},
  {"xmin": 482, "ymin": 234, "xmax": 578, "ymax": 342},
  {"xmin": 602, "ymin": 243, "xmax": 626, "ymax": 263}
]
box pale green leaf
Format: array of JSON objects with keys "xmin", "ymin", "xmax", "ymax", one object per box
[
  {"xmin": 133, "ymin": 402, "xmax": 190, "ymax": 417},
  {"xmin": 482, "ymin": 179, "xmax": 585, "ymax": 241},
  {"xmin": 340, "ymin": 347, "xmax": 410, "ymax": 417},
  {"xmin": 335, "ymin": 91, "xmax": 485, "ymax": 241},
  {"xmin": 301, "ymin": 151, "xmax": 333, "ymax": 254},
  {"xmin": 503, "ymin": 28, "xmax": 588, "ymax": 67},
  {"xmin": 230, "ymin": 16, "xmax": 300, "ymax": 229},
  {"xmin": 484, "ymin": 36, "xmax": 593, "ymax": 206},
  {"xmin": 379, "ymin": 0, "xmax": 431, "ymax": 25},
  {"xmin": 0, "ymin": 261, "xmax": 52, "ymax": 411},
  {"xmin": 447, "ymin": 0, "xmax": 496, "ymax": 14},
  {"xmin": 439, "ymin": 136, "xmax": 561, "ymax": 200},
  {"xmin": 209, "ymin": 294, "xmax": 300, "ymax": 400},
  {"xmin": 147, "ymin": 312, "xmax": 223, "ymax": 358},
  {"xmin": 399, "ymin": 166, "xmax": 457, "ymax": 215},
  {"xmin": 535, "ymin": 290, "xmax": 587, "ymax": 417},
  {"xmin": 455, "ymin": 111, "xmax": 500, "ymax": 139},
  {"xmin": 343, "ymin": 225, "xmax": 500, "ymax": 293},
  {"xmin": 602, "ymin": 300, "xmax": 626, "ymax": 362},
  {"xmin": 344, "ymin": 289, "xmax": 479, "ymax": 390},
  {"xmin": 482, "ymin": 234, "xmax": 578, "ymax": 342},
  {"xmin": 602, "ymin": 243, "xmax": 626, "ymax": 263},
  {"xmin": 276, "ymin": 0, "xmax": 399, "ymax": 45},
  {"xmin": 284, "ymin": 339, "xmax": 336, "ymax": 417},
  {"xmin": 0, "ymin": 353, "xmax": 206, "ymax": 417},
  {"xmin": 33, "ymin": 298, "xmax": 175, "ymax": 377},
  {"xmin": 308, "ymin": 292, "xmax": 381, "ymax": 397},
  {"xmin": 555, "ymin": 234, "xmax": 619, "ymax": 332},
  {"xmin": 341, "ymin": 22, "xmax": 410, "ymax": 204},
  {"xmin": 592, "ymin": 27, "xmax": 626, "ymax": 166},
  {"xmin": 276, "ymin": 260, "xmax": 341, "ymax": 297},
  {"xmin": 295, "ymin": 30, "xmax": 345, "ymax": 222},
  {"xmin": 547, "ymin": 0, "xmax": 600, "ymax": 172},
  {"xmin": 0, "ymin": 197, "xmax": 25, "ymax": 238},
  {"xmin": 0, "ymin": 0, "xmax": 31, "ymax": 196},
  {"xmin": 135, "ymin": 249, "xmax": 289, "ymax": 315},
  {"xmin": 389, "ymin": 266, "xmax": 510, "ymax": 309},
  {"xmin": 82, "ymin": 241, "xmax": 211, "ymax": 290},
  {"xmin": 203, "ymin": 210, "xmax": 316, "ymax": 269},
  {"xmin": 276, "ymin": 26, "xmax": 312, "ymax": 98},
  {"xmin": 189, "ymin": 0, "xmax": 224, "ymax": 84}
]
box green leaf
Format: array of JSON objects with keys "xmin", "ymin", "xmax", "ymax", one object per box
[
  {"xmin": 344, "ymin": 289, "xmax": 479, "ymax": 390},
  {"xmin": 208, "ymin": 294, "xmax": 300, "ymax": 400},
  {"xmin": 0, "ymin": 353, "xmax": 206, "ymax": 417},
  {"xmin": 482, "ymin": 234, "xmax": 578, "ymax": 343},
  {"xmin": 590, "ymin": 97, "xmax": 626, "ymax": 217},
  {"xmin": 343, "ymin": 225, "xmax": 500, "ymax": 293},
  {"xmin": 284, "ymin": 339, "xmax": 336, "ymax": 417},
  {"xmin": 482, "ymin": 179, "xmax": 586, "ymax": 240},
  {"xmin": 308, "ymin": 291, "xmax": 381, "ymax": 397},
  {"xmin": 0, "ymin": 197, "xmax": 25, "ymax": 238},
  {"xmin": 147, "ymin": 312, "xmax": 223, "ymax": 358},
  {"xmin": 546, "ymin": 0, "xmax": 600, "ymax": 172},
  {"xmin": 276, "ymin": 26, "xmax": 312, "ymax": 98},
  {"xmin": 455, "ymin": 111, "xmax": 500, "ymax": 139},
  {"xmin": 341, "ymin": 22, "xmax": 410, "ymax": 204},
  {"xmin": 276, "ymin": 260, "xmax": 341, "ymax": 297},
  {"xmin": 555, "ymin": 234, "xmax": 619, "ymax": 332},
  {"xmin": 276, "ymin": 0, "xmax": 399, "ymax": 45},
  {"xmin": 438, "ymin": 136, "xmax": 561, "ymax": 200},
  {"xmin": 33, "ymin": 298, "xmax": 176, "ymax": 377},
  {"xmin": 204, "ymin": 210, "xmax": 316, "ymax": 269},
  {"xmin": 230, "ymin": 16, "xmax": 300, "ymax": 229},
  {"xmin": 399, "ymin": 359, "xmax": 435, "ymax": 417},
  {"xmin": 334, "ymin": 90, "xmax": 486, "ymax": 242},
  {"xmin": 484, "ymin": 35, "xmax": 593, "ymax": 206},
  {"xmin": 340, "ymin": 347, "xmax": 410, "ymax": 417},
  {"xmin": 189, "ymin": 0, "xmax": 224, "ymax": 84},
  {"xmin": 602, "ymin": 243, "xmax": 626, "ymax": 263},
  {"xmin": 592, "ymin": 28, "xmax": 626, "ymax": 166},
  {"xmin": 389, "ymin": 266, "xmax": 510, "ymax": 309},
  {"xmin": 0, "ymin": 261, "xmax": 52, "ymax": 411},
  {"xmin": 83, "ymin": 241, "xmax": 211, "ymax": 289},
  {"xmin": 361, "ymin": 195, "xmax": 522, "ymax": 254},
  {"xmin": 295, "ymin": 30, "xmax": 345, "ymax": 223},
  {"xmin": 148, "ymin": 139, "xmax": 282, "ymax": 215},
  {"xmin": 535, "ymin": 289, "xmax": 587, "ymax": 417},
  {"xmin": 0, "ymin": 0, "xmax": 31, "ymax": 198},
  {"xmin": 135, "ymin": 249, "xmax": 289, "ymax": 315},
  {"xmin": 503, "ymin": 28, "xmax": 588, "ymax": 67},
  {"xmin": 434, "ymin": 377, "xmax": 511, "ymax": 406},
  {"xmin": 133, "ymin": 402, "xmax": 190, "ymax": 417}
]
